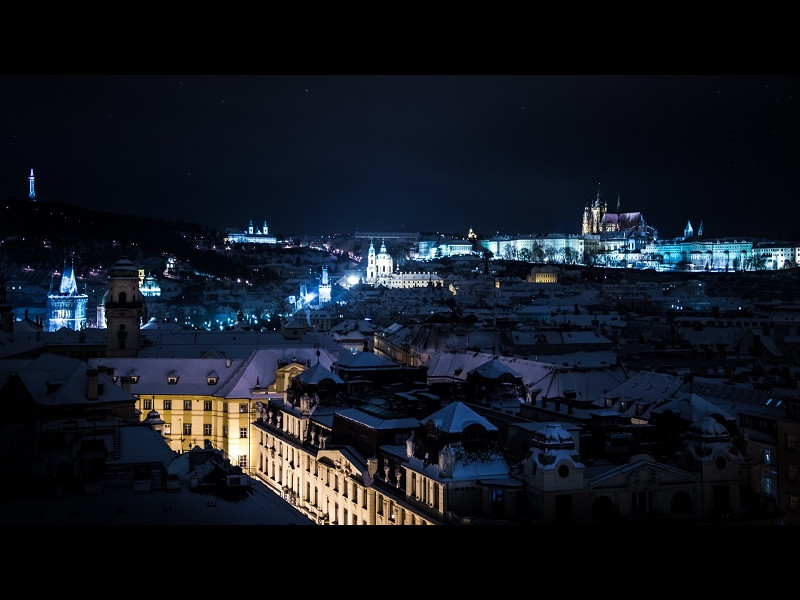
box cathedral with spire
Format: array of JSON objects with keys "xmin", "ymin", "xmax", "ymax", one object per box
[{"xmin": 581, "ymin": 183, "xmax": 653, "ymax": 237}]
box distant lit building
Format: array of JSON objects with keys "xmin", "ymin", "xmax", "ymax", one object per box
[
  {"xmin": 366, "ymin": 240, "xmax": 443, "ymax": 289},
  {"xmin": 45, "ymin": 257, "xmax": 88, "ymax": 332},
  {"xmin": 527, "ymin": 266, "xmax": 558, "ymax": 283},
  {"xmin": 225, "ymin": 219, "xmax": 277, "ymax": 245}
]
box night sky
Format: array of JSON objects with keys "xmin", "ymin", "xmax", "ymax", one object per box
[{"xmin": 1, "ymin": 74, "xmax": 799, "ymax": 241}]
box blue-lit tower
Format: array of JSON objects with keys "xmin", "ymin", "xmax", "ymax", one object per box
[
  {"xmin": 318, "ymin": 266, "xmax": 331, "ymax": 305},
  {"xmin": 28, "ymin": 168, "xmax": 35, "ymax": 201},
  {"xmin": 45, "ymin": 257, "xmax": 88, "ymax": 331}
]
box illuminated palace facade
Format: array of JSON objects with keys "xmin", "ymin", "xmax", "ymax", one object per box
[{"xmin": 225, "ymin": 219, "xmax": 277, "ymax": 245}]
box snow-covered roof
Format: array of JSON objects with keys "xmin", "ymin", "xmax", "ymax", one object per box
[
  {"xmin": 296, "ymin": 362, "xmax": 344, "ymax": 385},
  {"xmin": 423, "ymin": 401, "xmax": 498, "ymax": 433},
  {"xmin": 334, "ymin": 351, "xmax": 400, "ymax": 370},
  {"xmin": 2, "ymin": 354, "xmax": 135, "ymax": 407},
  {"xmin": 334, "ymin": 407, "xmax": 419, "ymax": 430},
  {"xmin": 88, "ymin": 357, "xmax": 246, "ymax": 396},
  {"xmin": 467, "ymin": 358, "xmax": 522, "ymax": 380},
  {"xmin": 649, "ymin": 392, "xmax": 735, "ymax": 423},
  {"xmin": 217, "ymin": 347, "xmax": 339, "ymax": 398}
]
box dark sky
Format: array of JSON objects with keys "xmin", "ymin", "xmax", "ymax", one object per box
[{"xmin": 1, "ymin": 74, "xmax": 799, "ymax": 240}]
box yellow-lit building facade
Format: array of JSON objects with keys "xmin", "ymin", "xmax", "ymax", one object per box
[{"xmin": 252, "ymin": 401, "xmax": 438, "ymax": 525}]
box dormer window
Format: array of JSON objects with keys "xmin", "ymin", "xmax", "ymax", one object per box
[
  {"xmin": 207, "ymin": 372, "xmax": 219, "ymax": 385},
  {"xmin": 167, "ymin": 370, "xmax": 179, "ymax": 385}
]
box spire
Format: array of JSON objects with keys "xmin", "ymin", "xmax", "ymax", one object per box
[
  {"xmin": 59, "ymin": 257, "xmax": 78, "ymax": 295},
  {"xmin": 697, "ymin": 220, "xmax": 703, "ymax": 237},
  {"xmin": 28, "ymin": 168, "xmax": 35, "ymax": 201},
  {"xmin": 616, "ymin": 193, "xmax": 621, "ymax": 214}
]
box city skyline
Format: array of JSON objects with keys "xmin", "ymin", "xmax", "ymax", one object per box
[{"xmin": 2, "ymin": 75, "xmax": 799, "ymax": 240}]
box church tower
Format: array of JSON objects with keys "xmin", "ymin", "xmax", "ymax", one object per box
[
  {"xmin": 366, "ymin": 240, "xmax": 377, "ymax": 284},
  {"xmin": 102, "ymin": 256, "xmax": 145, "ymax": 358},
  {"xmin": 318, "ymin": 266, "xmax": 331, "ymax": 305},
  {"xmin": 582, "ymin": 196, "xmax": 592, "ymax": 234},
  {"xmin": 588, "ymin": 184, "xmax": 605, "ymax": 234},
  {"xmin": 375, "ymin": 240, "xmax": 393, "ymax": 286},
  {"xmin": 684, "ymin": 220, "xmax": 694, "ymax": 239},
  {"xmin": 28, "ymin": 168, "xmax": 35, "ymax": 201},
  {"xmin": 46, "ymin": 257, "xmax": 88, "ymax": 331}
]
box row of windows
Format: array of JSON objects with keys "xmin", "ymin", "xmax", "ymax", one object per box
[
  {"xmin": 163, "ymin": 423, "xmax": 246, "ymax": 438},
  {"xmin": 141, "ymin": 399, "xmax": 249, "ymax": 413}
]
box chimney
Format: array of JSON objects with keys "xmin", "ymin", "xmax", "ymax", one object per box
[{"xmin": 87, "ymin": 368, "xmax": 99, "ymax": 400}]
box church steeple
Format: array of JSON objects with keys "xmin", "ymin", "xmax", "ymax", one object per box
[{"xmin": 28, "ymin": 168, "xmax": 35, "ymax": 201}]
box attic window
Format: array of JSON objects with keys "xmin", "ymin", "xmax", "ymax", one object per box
[
  {"xmin": 167, "ymin": 371, "xmax": 179, "ymax": 385},
  {"xmin": 207, "ymin": 374, "xmax": 219, "ymax": 385}
]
